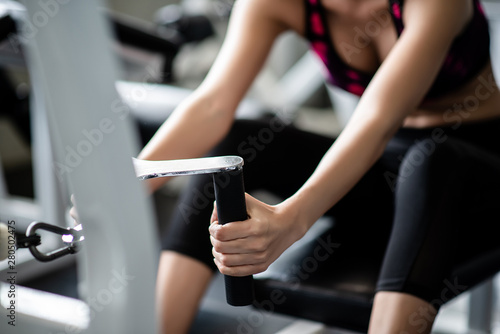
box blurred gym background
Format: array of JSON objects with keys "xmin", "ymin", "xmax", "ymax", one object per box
[{"xmin": 1, "ymin": 0, "xmax": 500, "ymax": 333}]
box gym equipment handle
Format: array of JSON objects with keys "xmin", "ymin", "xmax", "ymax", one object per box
[
  {"xmin": 133, "ymin": 156, "xmax": 254, "ymax": 306},
  {"xmin": 213, "ymin": 169, "xmax": 254, "ymax": 306},
  {"xmin": 25, "ymin": 222, "xmax": 83, "ymax": 262}
]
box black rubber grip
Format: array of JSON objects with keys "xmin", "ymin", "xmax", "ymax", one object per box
[{"xmin": 213, "ymin": 169, "xmax": 254, "ymax": 306}]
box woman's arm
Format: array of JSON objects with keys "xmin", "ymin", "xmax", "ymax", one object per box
[
  {"xmin": 138, "ymin": 0, "xmax": 289, "ymax": 192},
  {"xmin": 286, "ymin": 0, "xmax": 472, "ymax": 229},
  {"xmin": 210, "ymin": 0, "xmax": 472, "ymax": 276}
]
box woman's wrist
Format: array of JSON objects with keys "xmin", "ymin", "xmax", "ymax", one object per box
[
  {"xmin": 281, "ymin": 183, "xmax": 331, "ymax": 236},
  {"xmin": 277, "ymin": 194, "xmax": 313, "ymax": 243}
]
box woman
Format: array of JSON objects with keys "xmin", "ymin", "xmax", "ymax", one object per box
[{"xmin": 138, "ymin": 0, "xmax": 500, "ymax": 332}]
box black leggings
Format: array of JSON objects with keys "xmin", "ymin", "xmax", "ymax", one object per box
[{"xmin": 161, "ymin": 117, "xmax": 500, "ymax": 308}]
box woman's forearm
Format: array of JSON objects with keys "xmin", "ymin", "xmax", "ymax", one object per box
[
  {"xmin": 138, "ymin": 91, "xmax": 235, "ymax": 192},
  {"xmin": 209, "ymin": 113, "xmax": 401, "ymax": 277},
  {"xmin": 280, "ymin": 0, "xmax": 469, "ymax": 226}
]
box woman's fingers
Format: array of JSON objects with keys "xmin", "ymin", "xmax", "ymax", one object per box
[
  {"xmin": 209, "ymin": 194, "xmax": 276, "ymax": 275},
  {"xmin": 69, "ymin": 195, "xmax": 79, "ymax": 224},
  {"xmin": 208, "ymin": 220, "xmax": 255, "ymax": 242},
  {"xmin": 69, "ymin": 207, "xmax": 78, "ymax": 220},
  {"xmin": 209, "ymin": 193, "xmax": 300, "ymax": 276},
  {"xmin": 212, "ymin": 247, "xmax": 267, "ymax": 267},
  {"xmin": 210, "ymin": 201, "xmax": 218, "ymax": 224},
  {"xmin": 210, "ymin": 234, "xmax": 267, "ymax": 254},
  {"xmin": 213, "ymin": 257, "xmax": 268, "ymax": 277}
]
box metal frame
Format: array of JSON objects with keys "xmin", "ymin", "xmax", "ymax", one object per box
[{"xmin": 1, "ymin": 0, "xmax": 158, "ymax": 333}]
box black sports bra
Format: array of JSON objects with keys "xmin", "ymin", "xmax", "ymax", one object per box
[{"xmin": 305, "ymin": 0, "xmax": 490, "ymax": 99}]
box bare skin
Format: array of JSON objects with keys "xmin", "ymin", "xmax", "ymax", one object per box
[
  {"xmin": 135, "ymin": 0, "xmax": 500, "ymax": 333},
  {"xmin": 369, "ymin": 292, "xmax": 438, "ymax": 334},
  {"xmin": 155, "ymin": 252, "xmax": 212, "ymax": 334}
]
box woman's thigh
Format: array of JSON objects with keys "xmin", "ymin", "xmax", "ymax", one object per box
[{"xmin": 377, "ymin": 136, "xmax": 500, "ymax": 305}]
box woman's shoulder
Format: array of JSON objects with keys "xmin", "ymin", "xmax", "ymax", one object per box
[
  {"xmin": 402, "ymin": 0, "xmax": 473, "ymax": 35},
  {"xmin": 240, "ymin": 0, "xmax": 306, "ymax": 35}
]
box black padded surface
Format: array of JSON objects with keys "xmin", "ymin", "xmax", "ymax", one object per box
[
  {"xmin": 253, "ymin": 217, "xmax": 500, "ymax": 333},
  {"xmin": 254, "ymin": 279, "xmax": 373, "ymax": 333},
  {"xmin": 253, "ymin": 218, "xmax": 377, "ymax": 333}
]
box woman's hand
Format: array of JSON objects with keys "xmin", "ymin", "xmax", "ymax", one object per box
[
  {"xmin": 69, "ymin": 194, "xmax": 80, "ymax": 226},
  {"xmin": 209, "ymin": 193, "xmax": 305, "ymax": 277}
]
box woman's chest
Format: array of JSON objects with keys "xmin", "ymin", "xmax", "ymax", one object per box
[{"xmin": 324, "ymin": 1, "xmax": 398, "ymax": 74}]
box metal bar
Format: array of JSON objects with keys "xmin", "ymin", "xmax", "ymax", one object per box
[
  {"xmin": 12, "ymin": 0, "xmax": 159, "ymax": 333},
  {"xmin": 133, "ymin": 155, "xmax": 243, "ymax": 179},
  {"xmin": 467, "ymin": 279, "xmax": 494, "ymax": 334}
]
